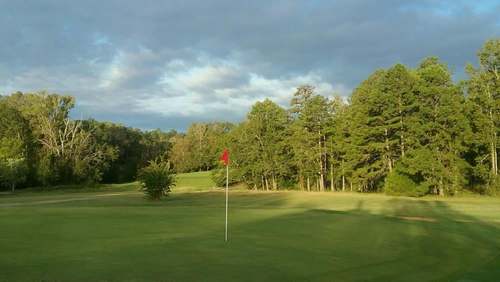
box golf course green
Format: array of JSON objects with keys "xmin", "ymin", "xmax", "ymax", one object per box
[{"xmin": 1, "ymin": 171, "xmax": 499, "ymax": 281}]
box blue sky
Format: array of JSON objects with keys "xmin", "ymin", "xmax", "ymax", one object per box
[{"xmin": 1, "ymin": 0, "xmax": 499, "ymax": 130}]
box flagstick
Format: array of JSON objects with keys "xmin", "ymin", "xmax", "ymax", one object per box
[{"xmin": 225, "ymin": 164, "xmax": 229, "ymax": 242}]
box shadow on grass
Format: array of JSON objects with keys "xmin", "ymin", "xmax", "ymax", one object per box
[
  {"xmin": 1, "ymin": 192, "xmax": 499, "ymax": 281},
  {"xmin": 152, "ymin": 196, "xmax": 500, "ymax": 281}
]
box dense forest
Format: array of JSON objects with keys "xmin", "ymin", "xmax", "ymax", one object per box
[
  {"xmin": 171, "ymin": 39, "xmax": 500, "ymax": 196},
  {"xmin": 1, "ymin": 39, "xmax": 498, "ymax": 196},
  {"xmin": 0, "ymin": 92, "xmax": 177, "ymax": 190}
]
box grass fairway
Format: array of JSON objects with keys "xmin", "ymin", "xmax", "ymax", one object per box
[
  {"xmin": 1, "ymin": 173, "xmax": 500, "ymax": 281},
  {"xmin": 175, "ymin": 171, "xmax": 216, "ymax": 192}
]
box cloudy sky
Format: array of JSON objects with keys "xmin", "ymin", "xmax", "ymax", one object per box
[{"xmin": 1, "ymin": 1, "xmax": 499, "ymax": 130}]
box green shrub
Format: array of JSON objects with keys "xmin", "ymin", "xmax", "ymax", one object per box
[
  {"xmin": 486, "ymin": 174, "xmax": 500, "ymax": 196},
  {"xmin": 279, "ymin": 178, "xmax": 297, "ymax": 190},
  {"xmin": 384, "ymin": 171, "xmax": 428, "ymax": 197},
  {"xmin": 0, "ymin": 157, "xmax": 27, "ymax": 192},
  {"xmin": 138, "ymin": 160, "xmax": 175, "ymax": 200},
  {"xmin": 211, "ymin": 168, "xmax": 240, "ymax": 187}
]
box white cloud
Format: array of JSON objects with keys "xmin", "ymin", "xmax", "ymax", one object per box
[
  {"xmin": 2, "ymin": 1, "xmax": 498, "ymax": 130},
  {"xmin": 1, "ymin": 48, "xmax": 349, "ymax": 128},
  {"xmin": 137, "ymin": 56, "xmax": 347, "ymax": 119},
  {"xmin": 98, "ymin": 48, "xmax": 160, "ymax": 90},
  {"xmin": 0, "ymin": 66, "xmax": 98, "ymax": 96}
]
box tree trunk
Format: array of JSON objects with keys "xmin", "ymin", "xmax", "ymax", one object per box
[
  {"xmin": 342, "ymin": 175, "xmax": 346, "ymax": 192},
  {"xmin": 307, "ymin": 177, "xmax": 311, "ymax": 192},
  {"xmin": 487, "ymin": 85, "xmax": 498, "ymax": 176},
  {"xmin": 318, "ymin": 130, "xmax": 325, "ymax": 192},
  {"xmin": 385, "ymin": 128, "xmax": 393, "ymax": 172},
  {"xmin": 341, "ymin": 159, "xmax": 346, "ymax": 191},
  {"xmin": 491, "ymin": 141, "xmax": 496, "ymax": 176},
  {"xmin": 265, "ymin": 177, "xmax": 269, "ymax": 191},
  {"xmin": 439, "ymin": 177, "xmax": 445, "ymax": 196},
  {"xmin": 492, "ymin": 88, "xmax": 499, "ymax": 177},
  {"xmin": 11, "ymin": 183, "xmax": 15, "ymax": 193},
  {"xmin": 299, "ymin": 173, "xmax": 304, "ymax": 191},
  {"xmin": 399, "ymin": 96, "xmax": 405, "ymax": 157},
  {"xmin": 319, "ymin": 175, "xmax": 324, "ymax": 191},
  {"xmin": 330, "ymin": 162, "xmax": 334, "ymax": 191},
  {"xmin": 272, "ymin": 175, "xmax": 277, "ymax": 190},
  {"xmin": 495, "ymin": 143, "xmax": 498, "ymax": 176}
]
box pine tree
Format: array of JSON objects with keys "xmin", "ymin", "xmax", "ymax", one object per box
[
  {"xmin": 465, "ymin": 39, "xmax": 500, "ymax": 194},
  {"xmin": 347, "ymin": 70, "xmax": 390, "ymax": 191},
  {"xmin": 289, "ymin": 86, "xmax": 330, "ymax": 191},
  {"xmin": 400, "ymin": 57, "xmax": 470, "ymax": 196},
  {"xmin": 380, "ymin": 64, "xmax": 418, "ymax": 160},
  {"xmin": 237, "ymin": 99, "xmax": 289, "ymax": 190},
  {"xmin": 326, "ymin": 96, "xmax": 349, "ymax": 191}
]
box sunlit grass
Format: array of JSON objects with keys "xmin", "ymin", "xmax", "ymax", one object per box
[
  {"xmin": 1, "ymin": 172, "xmax": 499, "ymax": 281},
  {"xmin": 175, "ymin": 170, "xmax": 216, "ymax": 192}
]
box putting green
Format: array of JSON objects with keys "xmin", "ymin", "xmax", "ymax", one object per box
[{"xmin": 1, "ymin": 172, "xmax": 499, "ymax": 281}]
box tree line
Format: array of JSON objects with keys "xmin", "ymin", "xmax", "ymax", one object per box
[
  {"xmin": 1, "ymin": 39, "xmax": 498, "ymax": 196},
  {"xmin": 174, "ymin": 39, "xmax": 500, "ymax": 196},
  {"xmin": 0, "ymin": 92, "xmax": 176, "ymax": 191}
]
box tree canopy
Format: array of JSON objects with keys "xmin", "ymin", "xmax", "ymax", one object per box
[{"xmin": 1, "ymin": 38, "xmax": 499, "ymax": 196}]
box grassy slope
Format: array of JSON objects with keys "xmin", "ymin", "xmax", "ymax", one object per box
[
  {"xmin": 0, "ymin": 173, "xmax": 499, "ymax": 281},
  {"xmin": 175, "ymin": 171, "xmax": 216, "ymax": 192}
]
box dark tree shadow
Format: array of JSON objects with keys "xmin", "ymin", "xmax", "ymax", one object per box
[
  {"xmin": 103, "ymin": 195, "xmax": 500, "ymax": 281},
  {"xmin": 3, "ymin": 192, "xmax": 499, "ymax": 282}
]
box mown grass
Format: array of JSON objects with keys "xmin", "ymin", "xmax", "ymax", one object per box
[
  {"xmin": 1, "ymin": 173, "xmax": 499, "ymax": 281},
  {"xmin": 0, "ymin": 171, "xmax": 212, "ymax": 204},
  {"xmin": 174, "ymin": 171, "xmax": 216, "ymax": 192}
]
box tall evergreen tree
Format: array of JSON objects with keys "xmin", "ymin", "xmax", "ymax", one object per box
[
  {"xmin": 326, "ymin": 96, "xmax": 349, "ymax": 191},
  {"xmin": 289, "ymin": 86, "xmax": 330, "ymax": 191},
  {"xmin": 239, "ymin": 99, "xmax": 289, "ymax": 190},
  {"xmin": 347, "ymin": 70, "xmax": 390, "ymax": 191},
  {"xmin": 397, "ymin": 58, "xmax": 470, "ymax": 196},
  {"xmin": 465, "ymin": 39, "xmax": 500, "ymax": 194}
]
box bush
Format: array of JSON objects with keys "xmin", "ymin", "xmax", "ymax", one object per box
[
  {"xmin": 384, "ymin": 171, "xmax": 428, "ymax": 197},
  {"xmin": 486, "ymin": 174, "xmax": 500, "ymax": 196},
  {"xmin": 0, "ymin": 157, "xmax": 28, "ymax": 192},
  {"xmin": 211, "ymin": 168, "xmax": 240, "ymax": 187},
  {"xmin": 138, "ymin": 160, "xmax": 175, "ymax": 200},
  {"xmin": 279, "ymin": 178, "xmax": 297, "ymax": 190}
]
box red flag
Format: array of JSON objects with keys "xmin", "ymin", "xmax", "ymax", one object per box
[{"xmin": 220, "ymin": 148, "xmax": 229, "ymax": 166}]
